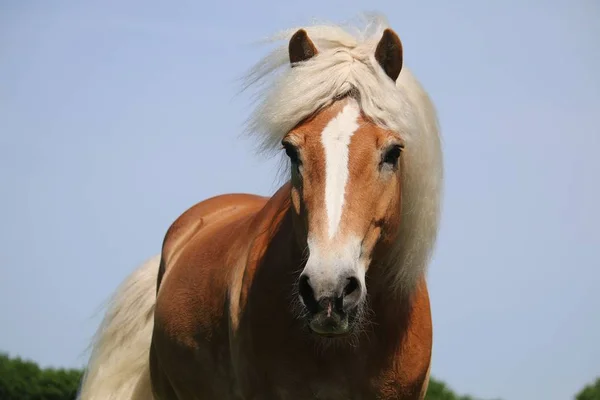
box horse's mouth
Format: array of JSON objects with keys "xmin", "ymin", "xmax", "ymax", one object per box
[
  {"xmin": 307, "ymin": 311, "xmax": 351, "ymax": 337},
  {"xmin": 316, "ymin": 331, "xmax": 350, "ymax": 339}
]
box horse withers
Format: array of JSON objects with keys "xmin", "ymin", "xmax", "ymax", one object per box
[{"xmin": 77, "ymin": 14, "xmax": 443, "ymax": 400}]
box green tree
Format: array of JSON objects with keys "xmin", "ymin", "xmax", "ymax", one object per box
[
  {"xmin": 575, "ymin": 377, "xmax": 600, "ymax": 400},
  {"xmin": 0, "ymin": 353, "xmax": 83, "ymax": 400},
  {"xmin": 425, "ymin": 378, "xmax": 478, "ymax": 400}
]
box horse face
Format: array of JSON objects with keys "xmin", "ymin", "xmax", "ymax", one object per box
[
  {"xmin": 282, "ymin": 98, "xmax": 404, "ymax": 337},
  {"xmin": 281, "ymin": 27, "xmax": 405, "ymax": 337}
]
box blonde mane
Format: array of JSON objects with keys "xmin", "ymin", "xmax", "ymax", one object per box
[{"xmin": 242, "ymin": 13, "xmax": 444, "ymax": 295}]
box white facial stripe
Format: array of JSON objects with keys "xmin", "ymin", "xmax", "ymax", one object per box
[{"xmin": 320, "ymin": 101, "xmax": 360, "ymax": 239}]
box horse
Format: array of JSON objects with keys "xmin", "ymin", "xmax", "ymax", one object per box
[{"xmin": 77, "ymin": 14, "xmax": 443, "ymax": 400}]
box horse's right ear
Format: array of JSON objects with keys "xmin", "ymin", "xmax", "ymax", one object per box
[{"xmin": 289, "ymin": 29, "xmax": 318, "ymax": 66}]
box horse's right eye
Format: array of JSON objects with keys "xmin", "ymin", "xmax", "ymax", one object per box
[{"xmin": 282, "ymin": 142, "xmax": 300, "ymax": 165}]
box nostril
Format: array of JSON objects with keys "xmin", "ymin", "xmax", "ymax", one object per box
[
  {"xmin": 298, "ymin": 275, "xmax": 318, "ymax": 312},
  {"xmin": 299, "ymin": 275, "xmax": 311, "ymax": 298},
  {"xmin": 344, "ymin": 276, "xmax": 360, "ymax": 297}
]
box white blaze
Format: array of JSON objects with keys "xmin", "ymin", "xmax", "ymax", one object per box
[{"xmin": 320, "ymin": 101, "xmax": 361, "ymax": 239}]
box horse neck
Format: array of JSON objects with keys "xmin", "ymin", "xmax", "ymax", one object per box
[
  {"xmin": 245, "ymin": 181, "xmax": 301, "ymax": 286},
  {"xmin": 366, "ymin": 234, "xmax": 425, "ymax": 329}
]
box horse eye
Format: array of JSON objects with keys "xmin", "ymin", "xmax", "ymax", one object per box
[
  {"xmin": 283, "ymin": 142, "xmax": 300, "ymax": 165},
  {"xmin": 382, "ymin": 144, "xmax": 403, "ymax": 166}
]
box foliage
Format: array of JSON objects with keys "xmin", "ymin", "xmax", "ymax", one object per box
[
  {"xmin": 0, "ymin": 353, "xmax": 83, "ymax": 400},
  {"xmin": 575, "ymin": 377, "xmax": 600, "ymax": 400},
  {"xmin": 425, "ymin": 378, "xmax": 479, "ymax": 400}
]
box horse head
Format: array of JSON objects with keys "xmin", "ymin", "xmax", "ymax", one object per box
[{"xmin": 281, "ymin": 28, "xmax": 409, "ymax": 337}]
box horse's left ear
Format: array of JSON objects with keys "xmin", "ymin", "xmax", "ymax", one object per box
[
  {"xmin": 289, "ymin": 29, "xmax": 318, "ymax": 65},
  {"xmin": 374, "ymin": 28, "xmax": 403, "ymax": 82}
]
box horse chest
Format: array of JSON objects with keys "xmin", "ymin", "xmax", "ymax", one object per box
[
  {"xmin": 232, "ymin": 356, "xmax": 379, "ymax": 400},
  {"xmin": 273, "ymin": 382, "xmax": 355, "ymax": 400}
]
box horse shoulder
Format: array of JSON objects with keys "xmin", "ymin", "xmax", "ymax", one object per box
[
  {"xmin": 155, "ymin": 192, "xmax": 268, "ymax": 322},
  {"xmin": 150, "ymin": 193, "xmax": 267, "ymax": 398}
]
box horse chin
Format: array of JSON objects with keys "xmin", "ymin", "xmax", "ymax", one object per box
[
  {"xmin": 308, "ymin": 318, "xmax": 350, "ymax": 338},
  {"xmin": 306, "ymin": 308, "xmax": 361, "ymax": 339}
]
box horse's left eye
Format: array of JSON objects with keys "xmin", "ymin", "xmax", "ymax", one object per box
[{"xmin": 382, "ymin": 144, "xmax": 403, "ymax": 166}]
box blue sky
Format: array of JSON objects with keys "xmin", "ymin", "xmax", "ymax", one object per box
[{"xmin": 1, "ymin": 1, "xmax": 598, "ymax": 399}]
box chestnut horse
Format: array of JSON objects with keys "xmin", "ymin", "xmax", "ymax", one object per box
[{"xmin": 77, "ymin": 14, "xmax": 443, "ymax": 400}]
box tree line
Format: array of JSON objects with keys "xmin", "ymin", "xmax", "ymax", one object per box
[{"xmin": 1, "ymin": 352, "xmax": 598, "ymax": 399}]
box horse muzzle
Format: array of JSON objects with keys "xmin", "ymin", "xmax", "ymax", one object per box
[{"xmin": 298, "ymin": 274, "xmax": 364, "ymax": 337}]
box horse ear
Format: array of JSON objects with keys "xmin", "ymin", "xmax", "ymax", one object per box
[
  {"xmin": 374, "ymin": 28, "xmax": 403, "ymax": 82},
  {"xmin": 289, "ymin": 29, "xmax": 318, "ymax": 65}
]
